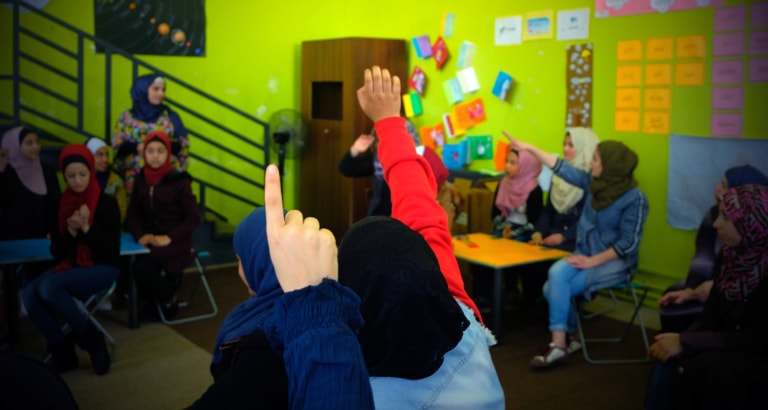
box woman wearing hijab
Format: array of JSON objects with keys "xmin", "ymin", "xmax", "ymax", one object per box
[
  {"xmin": 492, "ymin": 148, "xmax": 543, "ymax": 241},
  {"xmin": 507, "ymin": 135, "xmax": 649, "ymax": 368},
  {"xmin": 112, "ymin": 74, "xmax": 189, "ymax": 194},
  {"xmin": 125, "ymin": 131, "xmax": 199, "ymax": 319},
  {"xmin": 22, "ymin": 144, "xmax": 120, "ymax": 375},
  {"xmin": 85, "ymin": 137, "xmax": 127, "ymax": 224},
  {"xmin": 646, "ymin": 184, "xmax": 768, "ymax": 410},
  {"xmin": 0, "ymin": 126, "xmax": 60, "ymax": 241}
]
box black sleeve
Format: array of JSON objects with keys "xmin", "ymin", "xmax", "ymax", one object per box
[
  {"xmin": 534, "ymin": 198, "xmax": 555, "ymax": 236},
  {"xmin": 115, "ymin": 141, "xmax": 138, "ymax": 159},
  {"xmin": 338, "ymin": 152, "xmax": 375, "ymax": 177},
  {"xmin": 526, "ymin": 185, "xmax": 544, "ymax": 226},
  {"xmin": 83, "ymin": 195, "xmax": 121, "ymax": 267},
  {"xmin": 43, "ymin": 165, "xmax": 60, "ymax": 238},
  {"xmin": 491, "ymin": 183, "xmax": 502, "ymax": 221}
]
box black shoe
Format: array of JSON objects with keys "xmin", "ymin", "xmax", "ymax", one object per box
[
  {"xmin": 75, "ymin": 322, "xmax": 110, "ymax": 375},
  {"xmin": 160, "ymin": 298, "xmax": 179, "ymax": 321},
  {"xmin": 48, "ymin": 336, "xmax": 78, "ymax": 373}
]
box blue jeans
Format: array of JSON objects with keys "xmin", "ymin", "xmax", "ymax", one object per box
[
  {"xmin": 542, "ymin": 258, "xmax": 587, "ymax": 333},
  {"xmin": 23, "ymin": 264, "xmax": 119, "ymax": 344}
]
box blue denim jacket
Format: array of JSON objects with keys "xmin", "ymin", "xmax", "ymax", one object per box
[{"xmin": 553, "ymin": 158, "xmax": 649, "ymax": 294}]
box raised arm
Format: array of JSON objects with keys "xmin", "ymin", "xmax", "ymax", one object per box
[{"xmin": 504, "ymin": 131, "xmax": 558, "ymax": 169}]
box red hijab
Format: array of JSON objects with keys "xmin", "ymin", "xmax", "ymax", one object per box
[
  {"xmin": 55, "ymin": 144, "xmax": 101, "ymax": 272},
  {"xmin": 142, "ymin": 130, "xmax": 174, "ymax": 186}
]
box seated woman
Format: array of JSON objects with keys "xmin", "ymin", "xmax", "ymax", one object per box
[
  {"xmin": 507, "ymin": 135, "xmax": 649, "ymax": 368},
  {"xmin": 646, "ymin": 184, "xmax": 768, "ymax": 410},
  {"xmin": 491, "ymin": 147, "xmax": 543, "ymax": 241},
  {"xmin": 85, "ymin": 137, "xmax": 127, "ymax": 224},
  {"xmin": 124, "ymin": 131, "xmax": 200, "ymax": 319},
  {"xmin": 22, "ymin": 144, "xmax": 121, "ymax": 375}
]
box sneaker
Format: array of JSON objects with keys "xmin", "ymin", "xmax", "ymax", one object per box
[
  {"xmin": 567, "ymin": 334, "xmax": 582, "ymax": 354},
  {"xmin": 530, "ymin": 342, "xmax": 569, "ymax": 368}
]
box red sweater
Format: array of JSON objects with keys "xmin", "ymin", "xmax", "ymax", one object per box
[{"xmin": 375, "ymin": 117, "xmax": 483, "ymax": 323}]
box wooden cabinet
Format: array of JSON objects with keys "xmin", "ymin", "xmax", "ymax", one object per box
[{"xmin": 300, "ymin": 38, "xmax": 407, "ymax": 239}]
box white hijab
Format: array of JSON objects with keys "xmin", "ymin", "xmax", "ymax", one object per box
[{"xmin": 549, "ymin": 127, "xmax": 600, "ymax": 213}]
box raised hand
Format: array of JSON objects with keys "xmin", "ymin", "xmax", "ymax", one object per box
[
  {"xmin": 264, "ymin": 164, "xmax": 338, "ymax": 293},
  {"xmin": 502, "ymin": 131, "xmax": 534, "ymax": 152},
  {"xmin": 356, "ymin": 66, "xmax": 401, "ymax": 124},
  {"xmin": 350, "ymin": 134, "xmax": 375, "ymax": 157}
]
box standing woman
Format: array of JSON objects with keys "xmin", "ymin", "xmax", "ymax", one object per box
[
  {"xmin": 22, "ymin": 145, "xmax": 120, "ymax": 375},
  {"xmin": 112, "ymin": 74, "xmax": 189, "ymax": 194}
]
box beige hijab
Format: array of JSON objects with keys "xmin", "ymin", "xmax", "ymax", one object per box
[{"xmin": 549, "ymin": 127, "xmax": 600, "ymax": 213}]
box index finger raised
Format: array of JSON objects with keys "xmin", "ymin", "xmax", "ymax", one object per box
[{"xmin": 264, "ymin": 164, "xmax": 286, "ymax": 233}]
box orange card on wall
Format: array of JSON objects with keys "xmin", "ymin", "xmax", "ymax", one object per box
[
  {"xmin": 675, "ymin": 62, "xmax": 705, "ymax": 86},
  {"xmin": 676, "ymin": 35, "xmax": 706, "ymax": 59},
  {"xmin": 617, "ymin": 40, "xmax": 643, "ymax": 61},
  {"xmin": 643, "ymin": 111, "xmax": 670, "ymax": 134},
  {"xmin": 646, "ymin": 37, "xmax": 673, "ymax": 60},
  {"xmin": 644, "ymin": 88, "xmax": 671, "ymax": 110},
  {"xmin": 645, "ymin": 64, "xmax": 672, "ymax": 86},
  {"xmin": 615, "ymin": 88, "xmax": 641, "ymax": 109},
  {"xmin": 454, "ymin": 98, "xmax": 487, "ymax": 129},
  {"xmin": 615, "ymin": 110, "xmax": 640, "ymax": 132},
  {"xmin": 616, "ymin": 65, "xmax": 642, "ymax": 86},
  {"xmin": 494, "ymin": 140, "xmax": 509, "ymax": 171}
]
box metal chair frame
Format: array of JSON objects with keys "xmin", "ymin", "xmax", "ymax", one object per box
[{"xmin": 155, "ymin": 250, "xmax": 218, "ymax": 325}]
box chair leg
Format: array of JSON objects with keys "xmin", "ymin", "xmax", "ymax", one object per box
[{"xmin": 156, "ymin": 253, "xmax": 218, "ymax": 325}]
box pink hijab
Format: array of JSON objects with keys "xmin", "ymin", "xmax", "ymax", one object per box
[
  {"xmin": 495, "ymin": 149, "xmax": 541, "ymax": 218},
  {"xmin": 1, "ymin": 126, "xmax": 46, "ymax": 195}
]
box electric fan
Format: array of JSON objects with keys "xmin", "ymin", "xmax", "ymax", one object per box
[{"xmin": 269, "ymin": 109, "xmax": 307, "ymax": 179}]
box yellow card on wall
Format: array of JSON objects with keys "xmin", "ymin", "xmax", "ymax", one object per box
[
  {"xmin": 675, "ymin": 62, "xmax": 705, "ymax": 86},
  {"xmin": 523, "ymin": 10, "xmax": 554, "ymax": 41},
  {"xmin": 643, "ymin": 112, "xmax": 670, "ymax": 134},
  {"xmin": 645, "ymin": 63, "xmax": 672, "ymax": 86},
  {"xmin": 644, "ymin": 88, "xmax": 671, "ymax": 110},
  {"xmin": 615, "ymin": 110, "xmax": 640, "ymax": 132},
  {"xmin": 617, "ymin": 40, "xmax": 643, "ymax": 61},
  {"xmin": 646, "ymin": 37, "xmax": 673, "ymax": 60},
  {"xmin": 676, "ymin": 35, "xmax": 706, "ymax": 59},
  {"xmin": 616, "ymin": 65, "xmax": 642, "ymax": 86},
  {"xmin": 616, "ymin": 88, "xmax": 641, "ymax": 109}
]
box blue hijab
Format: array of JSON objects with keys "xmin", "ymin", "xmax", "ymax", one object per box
[
  {"xmin": 725, "ymin": 165, "xmax": 768, "ymax": 188},
  {"xmin": 129, "ymin": 74, "xmax": 187, "ymax": 137},
  {"xmin": 212, "ymin": 208, "xmax": 283, "ymax": 363}
]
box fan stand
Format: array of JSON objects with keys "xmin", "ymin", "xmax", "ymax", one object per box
[{"xmin": 273, "ymin": 131, "xmax": 290, "ymax": 189}]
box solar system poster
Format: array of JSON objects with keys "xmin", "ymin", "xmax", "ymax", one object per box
[{"xmin": 94, "ymin": 0, "xmax": 206, "ymax": 57}]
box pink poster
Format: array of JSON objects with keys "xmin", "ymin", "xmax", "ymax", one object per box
[
  {"xmin": 750, "ymin": 30, "xmax": 768, "ymax": 55},
  {"xmin": 753, "ymin": 2, "xmax": 768, "ymax": 28},
  {"xmin": 711, "ymin": 60, "xmax": 744, "ymax": 84},
  {"xmin": 714, "ymin": 5, "xmax": 746, "ymax": 31},
  {"xmin": 749, "ymin": 58, "xmax": 768, "ymax": 82},
  {"xmin": 713, "ymin": 32, "xmax": 745, "ymax": 57},
  {"xmin": 595, "ymin": 0, "xmax": 725, "ymax": 18},
  {"xmin": 711, "ymin": 113, "xmax": 743, "ymax": 137},
  {"xmin": 711, "ymin": 87, "xmax": 743, "ymax": 110}
]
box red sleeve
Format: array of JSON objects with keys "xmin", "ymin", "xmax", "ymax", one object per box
[{"xmin": 375, "ymin": 117, "xmax": 483, "ymax": 323}]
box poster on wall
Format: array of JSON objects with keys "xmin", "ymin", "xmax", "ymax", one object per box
[
  {"xmin": 556, "ymin": 8, "xmax": 590, "ymax": 40},
  {"xmin": 523, "ymin": 11, "xmax": 554, "ymax": 41},
  {"xmin": 595, "ymin": 0, "xmax": 725, "ymax": 18},
  {"xmin": 565, "ymin": 43, "xmax": 593, "ymax": 127},
  {"xmin": 94, "ymin": 0, "xmax": 206, "ymax": 56}
]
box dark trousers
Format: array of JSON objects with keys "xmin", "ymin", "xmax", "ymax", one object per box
[{"xmin": 133, "ymin": 255, "xmax": 182, "ymax": 304}]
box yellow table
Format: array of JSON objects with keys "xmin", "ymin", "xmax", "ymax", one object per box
[{"xmin": 453, "ymin": 233, "xmax": 570, "ymax": 338}]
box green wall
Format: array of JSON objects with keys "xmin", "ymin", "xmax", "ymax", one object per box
[{"xmin": 2, "ymin": 0, "xmax": 765, "ymax": 291}]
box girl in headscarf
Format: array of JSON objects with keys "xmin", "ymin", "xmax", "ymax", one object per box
[
  {"xmin": 22, "ymin": 144, "xmax": 120, "ymax": 375},
  {"xmin": 112, "ymin": 74, "xmax": 189, "ymax": 194},
  {"xmin": 492, "ymin": 147, "xmax": 543, "ymax": 241},
  {"xmin": 646, "ymin": 184, "xmax": 768, "ymax": 410},
  {"xmin": 0, "ymin": 126, "xmax": 60, "ymax": 241},
  {"xmin": 125, "ymin": 131, "xmax": 199, "ymax": 319},
  {"xmin": 85, "ymin": 137, "xmax": 127, "ymax": 224},
  {"xmin": 507, "ymin": 135, "xmax": 649, "ymax": 368}
]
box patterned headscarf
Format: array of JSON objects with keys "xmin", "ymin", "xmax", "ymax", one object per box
[
  {"xmin": 715, "ymin": 184, "xmax": 768, "ymax": 301},
  {"xmin": 549, "ymin": 127, "xmax": 600, "ymax": 213},
  {"xmin": 495, "ymin": 149, "xmax": 542, "ymax": 218}
]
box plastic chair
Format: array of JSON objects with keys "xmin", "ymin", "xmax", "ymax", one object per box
[
  {"xmin": 155, "ymin": 249, "xmax": 218, "ymax": 325},
  {"xmin": 572, "ymin": 280, "xmax": 650, "ymax": 364}
]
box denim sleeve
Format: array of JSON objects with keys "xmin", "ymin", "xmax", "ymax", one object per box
[
  {"xmin": 552, "ymin": 158, "xmax": 592, "ymax": 191},
  {"xmin": 612, "ymin": 190, "xmax": 649, "ymax": 258}
]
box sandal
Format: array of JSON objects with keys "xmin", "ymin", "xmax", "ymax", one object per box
[{"xmin": 530, "ymin": 343, "xmax": 569, "ymax": 368}]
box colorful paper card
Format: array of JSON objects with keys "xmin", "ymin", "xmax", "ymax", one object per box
[
  {"xmin": 494, "ymin": 140, "xmax": 510, "ymax": 171},
  {"xmin": 492, "ymin": 71, "xmax": 513, "ymax": 101},
  {"xmin": 616, "ymin": 65, "xmax": 642, "ymax": 86},
  {"xmin": 711, "ymin": 60, "xmax": 744, "ymax": 84},
  {"xmin": 523, "ymin": 10, "xmax": 554, "ymax": 41},
  {"xmin": 454, "ymin": 98, "xmax": 486, "ymax": 129},
  {"xmin": 645, "ymin": 64, "xmax": 672, "ymax": 86},
  {"xmin": 495, "ymin": 16, "xmax": 523, "ymax": 46},
  {"xmin": 442, "ymin": 12, "xmax": 455, "ymax": 38},
  {"xmin": 711, "ymin": 113, "xmax": 743, "ymax": 137},
  {"xmin": 644, "ymin": 88, "xmax": 671, "ymax": 110},
  {"xmin": 457, "ymin": 41, "xmax": 476, "ymax": 69},
  {"xmin": 713, "ymin": 32, "xmax": 745, "ymax": 57},
  {"xmin": 676, "ymin": 35, "xmax": 706, "ymax": 59},
  {"xmin": 419, "ymin": 124, "xmax": 445, "ymax": 149},
  {"xmin": 753, "ymin": 2, "xmax": 768, "ymax": 28},
  {"xmin": 646, "ymin": 37, "xmax": 673, "ymax": 60},
  {"xmin": 402, "ymin": 92, "xmax": 423, "ymax": 117},
  {"xmin": 468, "ymin": 135, "xmax": 494, "ymax": 160},
  {"xmin": 615, "ymin": 88, "xmax": 641, "ymax": 109},
  {"xmin": 643, "ymin": 112, "xmax": 670, "ymax": 134},
  {"xmin": 675, "ymin": 62, "xmax": 705, "ymax": 86},
  {"xmin": 556, "ymin": 8, "xmax": 590, "ymax": 41},
  {"xmin": 412, "ymin": 35, "xmax": 433, "ymax": 59},
  {"xmin": 442, "ymin": 112, "xmax": 466, "ymax": 139},
  {"xmin": 408, "ymin": 66, "xmax": 426, "ymax": 95},
  {"xmin": 615, "ymin": 110, "xmax": 640, "ymax": 132},
  {"xmin": 432, "ymin": 36, "xmax": 449, "ymax": 69},
  {"xmin": 750, "ymin": 30, "xmax": 768, "ymax": 55},
  {"xmin": 749, "ymin": 58, "xmax": 768, "ymax": 82},
  {"xmin": 711, "ymin": 87, "xmax": 744, "ymax": 110},
  {"xmin": 617, "ymin": 40, "xmax": 643, "ymax": 61},
  {"xmin": 715, "ymin": 5, "xmax": 747, "ymax": 31},
  {"xmin": 442, "ymin": 78, "xmax": 464, "ymax": 104},
  {"xmin": 442, "ymin": 140, "xmax": 470, "ymax": 169},
  {"xmin": 456, "ymin": 67, "xmax": 480, "ymax": 94}
]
